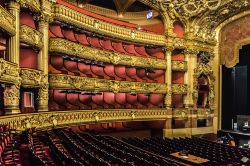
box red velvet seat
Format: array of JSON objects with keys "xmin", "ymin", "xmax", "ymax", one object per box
[
  {"xmin": 136, "ymin": 68, "xmax": 155, "ymax": 82},
  {"xmin": 87, "ymin": 37, "xmax": 102, "ymax": 49},
  {"xmin": 135, "ymin": 45, "xmax": 150, "ymax": 57},
  {"xmin": 126, "ymin": 67, "xmax": 142, "ymax": 82},
  {"xmin": 92, "ymin": 93, "xmax": 105, "ymax": 109},
  {"xmin": 146, "ymin": 47, "xmax": 165, "ymax": 59},
  {"xmin": 123, "ymin": 44, "xmax": 142, "ymax": 57},
  {"xmin": 64, "ymin": 58, "xmax": 81, "ymax": 76},
  {"xmin": 149, "ymin": 94, "xmax": 164, "ymax": 107},
  {"xmin": 114, "ymin": 66, "xmax": 127, "ymax": 80},
  {"xmin": 115, "ymin": 93, "xmax": 127, "ymax": 108},
  {"xmin": 61, "ymin": 28, "xmax": 77, "ymax": 42},
  {"xmin": 49, "ymin": 54, "xmax": 73, "ymax": 75},
  {"xmin": 66, "ymin": 93, "xmax": 81, "ymax": 110},
  {"xmin": 104, "ymin": 64, "xmax": 123, "ymax": 80},
  {"xmin": 78, "ymin": 94, "xmax": 92, "ymax": 109},
  {"xmin": 100, "ymin": 39, "xmax": 115, "ymax": 51},
  {"xmin": 49, "ymin": 24, "xmax": 64, "ymax": 38},
  {"xmin": 75, "ymin": 33, "xmax": 90, "ymax": 46},
  {"xmin": 20, "ymin": 12, "xmax": 36, "ymax": 29},
  {"xmin": 78, "ymin": 62, "xmax": 97, "ymax": 77},
  {"xmin": 103, "ymin": 92, "xmax": 120, "ymax": 108},
  {"xmin": 147, "ymin": 69, "xmax": 165, "ymax": 83},
  {"xmin": 112, "ymin": 42, "xmax": 127, "ymax": 54}
]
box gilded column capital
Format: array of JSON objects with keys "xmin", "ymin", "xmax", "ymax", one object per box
[
  {"xmin": 184, "ymin": 49, "xmax": 199, "ymax": 56},
  {"xmin": 8, "ymin": 0, "xmax": 21, "ymax": 10}
]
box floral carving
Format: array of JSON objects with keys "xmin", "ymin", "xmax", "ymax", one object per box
[{"xmin": 20, "ymin": 25, "xmax": 43, "ymax": 48}]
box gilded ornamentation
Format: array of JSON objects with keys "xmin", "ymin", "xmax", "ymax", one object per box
[
  {"xmin": 171, "ymin": 84, "xmax": 188, "ymax": 94},
  {"xmin": 4, "ymin": 84, "xmax": 20, "ymax": 107},
  {"xmin": 49, "ymin": 38, "xmax": 167, "ymax": 69},
  {"xmin": 20, "ymin": 68, "xmax": 43, "ymax": 87},
  {"xmin": 53, "ymin": 4, "xmax": 166, "ymax": 45},
  {"xmin": 49, "ymin": 74, "xmax": 168, "ymax": 94},
  {"xmin": 0, "ymin": 59, "xmax": 20, "ymax": 85},
  {"xmin": 20, "ymin": 25, "xmax": 43, "ymax": 48},
  {"xmin": 0, "ymin": 5, "xmax": 15, "ymax": 35},
  {"xmin": 0, "ymin": 109, "xmax": 169, "ymax": 131},
  {"xmin": 193, "ymin": 63, "xmax": 215, "ymax": 108},
  {"xmin": 172, "ymin": 61, "xmax": 187, "ymax": 71},
  {"xmin": 20, "ymin": 0, "xmax": 40, "ymax": 12},
  {"xmin": 38, "ymin": 75, "xmax": 49, "ymax": 109}
]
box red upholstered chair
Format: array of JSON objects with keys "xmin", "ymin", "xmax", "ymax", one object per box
[
  {"xmin": 20, "ymin": 12, "xmax": 36, "ymax": 29},
  {"xmin": 112, "ymin": 42, "xmax": 127, "ymax": 54},
  {"xmin": 114, "ymin": 65, "xmax": 127, "ymax": 81},
  {"xmin": 126, "ymin": 93, "xmax": 138, "ymax": 108},
  {"xmin": 64, "ymin": 58, "xmax": 81, "ymax": 76},
  {"xmin": 78, "ymin": 62, "xmax": 97, "ymax": 78},
  {"xmin": 61, "ymin": 28, "xmax": 77, "ymax": 42},
  {"xmin": 49, "ymin": 54, "xmax": 74, "ymax": 75},
  {"xmin": 90, "ymin": 65, "xmax": 108, "ymax": 79},
  {"xmin": 78, "ymin": 94, "xmax": 92, "ymax": 109},
  {"xmin": 75, "ymin": 33, "xmax": 90, "ymax": 46},
  {"xmin": 136, "ymin": 68, "xmax": 155, "ymax": 82},
  {"xmin": 66, "ymin": 93, "xmax": 81, "ymax": 110},
  {"xmin": 115, "ymin": 93, "xmax": 127, "ymax": 108},
  {"xmin": 147, "ymin": 69, "xmax": 165, "ymax": 83},
  {"xmin": 50, "ymin": 90, "xmax": 66, "ymax": 110},
  {"xmin": 49, "ymin": 24, "xmax": 64, "ymax": 38},
  {"xmin": 87, "ymin": 37, "xmax": 102, "ymax": 49},
  {"xmin": 149, "ymin": 94, "xmax": 164, "ymax": 108},
  {"xmin": 123, "ymin": 44, "xmax": 142, "ymax": 57},
  {"xmin": 103, "ymin": 92, "xmax": 119, "ymax": 108},
  {"xmin": 146, "ymin": 47, "xmax": 165, "ymax": 59},
  {"xmin": 104, "ymin": 64, "xmax": 123, "ymax": 80},
  {"xmin": 100, "ymin": 39, "xmax": 115, "ymax": 51},
  {"xmin": 126, "ymin": 67, "xmax": 142, "ymax": 82},
  {"xmin": 135, "ymin": 45, "xmax": 150, "ymax": 57},
  {"xmin": 92, "ymin": 93, "xmax": 105, "ymax": 109}
]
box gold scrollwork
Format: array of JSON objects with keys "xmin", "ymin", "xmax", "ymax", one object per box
[
  {"xmin": 49, "ymin": 74, "xmax": 168, "ymax": 94},
  {"xmin": 0, "ymin": 59, "xmax": 20, "ymax": 85},
  {"xmin": 20, "ymin": 68, "xmax": 43, "ymax": 87},
  {"xmin": 20, "ymin": 25, "xmax": 43, "ymax": 48},
  {"xmin": 49, "ymin": 38, "xmax": 167, "ymax": 69},
  {"xmin": 0, "ymin": 109, "xmax": 168, "ymax": 131},
  {"xmin": 20, "ymin": 0, "xmax": 40, "ymax": 12},
  {"xmin": 172, "ymin": 61, "xmax": 187, "ymax": 71},
  {"xmin": 171, "ymin": 84, "xmax": 188, "ymax": 94},
  {"xmin": 0, "ymin": 5, "xmax": 15, "ymax": 35}
]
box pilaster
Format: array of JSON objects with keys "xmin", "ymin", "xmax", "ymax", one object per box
[{"xmin": 164, "ymin": 48, "xmax": 173, "ymax": 109}]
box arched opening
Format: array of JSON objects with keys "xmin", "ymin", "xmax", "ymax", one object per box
[
  {"xmin": 197, "ymin": 74, "xmax": 209, "ymax": 108},
  {"xmin": 173, "ymin": 21, "xmax": 185, "ymax": 38},
  {"xmin": 222, "ymin": 44, "xmax": 250, "ymax": 130}
]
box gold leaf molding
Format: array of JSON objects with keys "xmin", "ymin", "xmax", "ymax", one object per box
[
  {"xmin": 20, "ymin": 25, "xmax": 43, "ymax": 48},
  {"xmin": 0, "ymin": 5, "xmax": 15, "ymax": 36}
]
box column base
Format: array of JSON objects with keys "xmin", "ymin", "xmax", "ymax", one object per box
[
  {"xmin": 38, "ymin": 105, "xmax": 48, "ymax": 112},
  {"xmin": 5, "ymin": 107, "xmax": 21, "ymax": 115},
  {"xmin": 163, "ymin": 129, "xmax": 173, "ymax": 139}
]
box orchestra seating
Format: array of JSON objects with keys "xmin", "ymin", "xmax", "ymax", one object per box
[{"xmin": 2, "ymin": 127, "xmax": 248, "ymax": 165}]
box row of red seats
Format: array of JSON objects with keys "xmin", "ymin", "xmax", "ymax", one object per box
[
  {"xmin": 0, "ymin": 125, "xmax": 21, "ymax": 165},
  {"xmin": 49, "ymin": 24, "xmax": 164, "ymax": 59},
  {"xmin": 49, "ymin": 54, "xmax": 165, "ymax": 83},
  {"xmin": 49, "ymin": 90, "xmax": 165, "ymax": 111}
]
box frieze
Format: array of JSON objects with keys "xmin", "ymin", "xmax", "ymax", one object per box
[
  {"xmin": 171, "ymin": 84, "xmax": 188, "ymax": 94},
  {"xmin": 172, "ymin": 61, "xmax": 187, "ymax": 71},
  {"xmin": 49, "ymin": 38, "xmax": 167, "ymax": 69},
  {"xmin": 0, "ymin": 5, "xmax": 15, "ymax": 35},
  {"xmin": 0, "ymin": 59, "xmax": 20, "ymax": 85},
  {"xmin": 20, "ymin": 68, "xmax": 43, "ymax": 87},
  {"xmin": 49, "ymin": 74, "xmax": 168, "ymax": 94},
  {"xmin": 20, "ymin": 25, "xmax": 43, "ymax": 48},
  {"xmin": 0, "ymin": 109, "xmax": 169, "ymax": 131}
]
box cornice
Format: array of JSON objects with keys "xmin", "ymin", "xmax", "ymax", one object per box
[
  {"xmin": 20, "ymin": 25, "xmax": 43, "ymax": 49},
  {"xmin": 49, "ymin": 38, "xmax": 167, "ymax": 69},
  {"xmin": 49, "ymin": 74, "xmax": 167, "ymax": 94},
  {"xmin": 0, "ymin": 59, "xmax": 20, "ymax": 85},
  {"xmin": 0, "ymin": 109, "xmax": 170, "ymax": 131},
  {"xmin": 0, "ymin": 5, "xmax": 15, "ymax": 36},
  {"xmin": 53, "ymin": 4, "xmax": 166, "ymax": 46}
]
